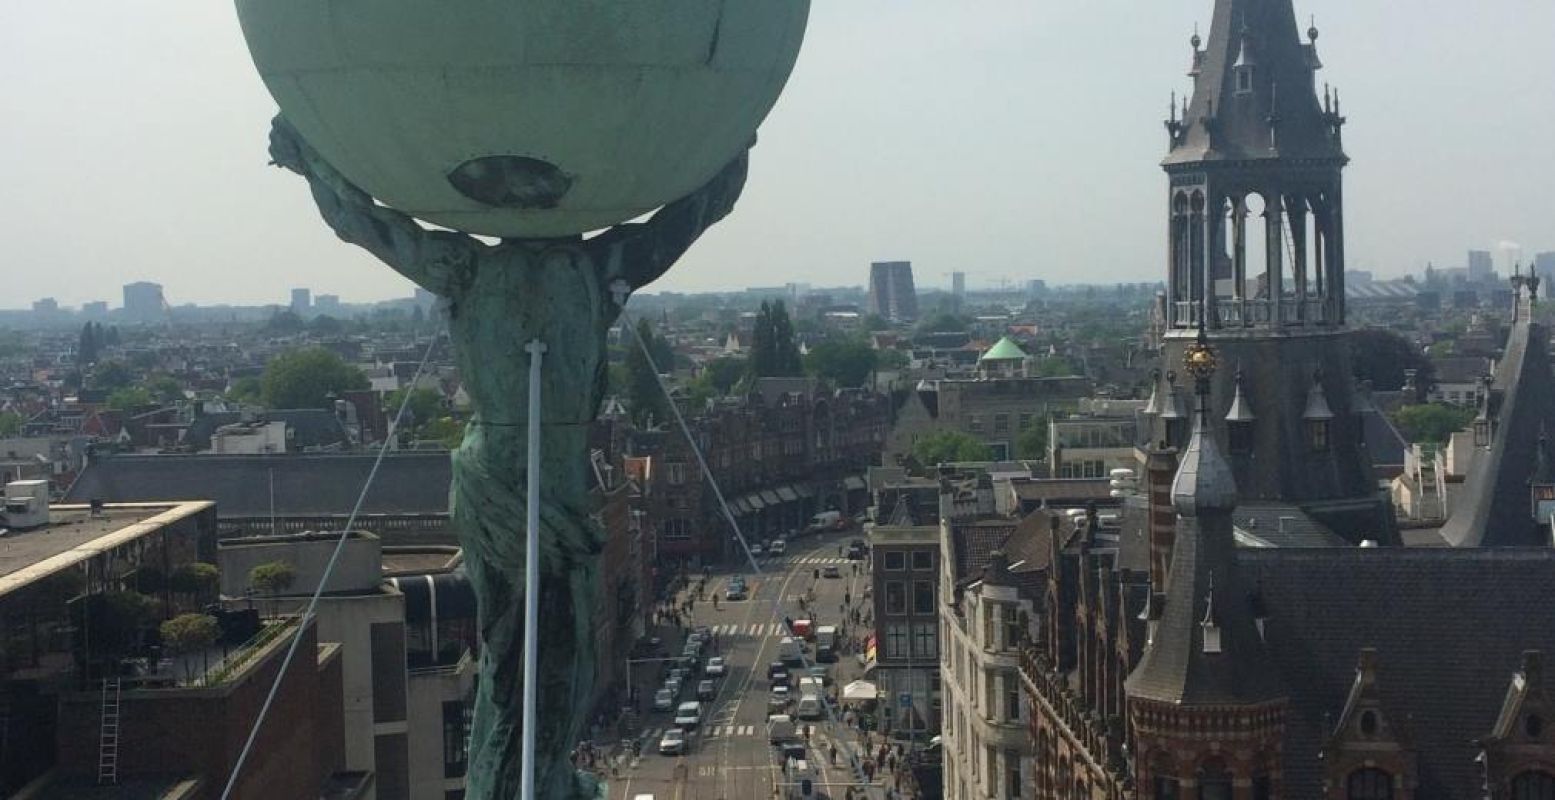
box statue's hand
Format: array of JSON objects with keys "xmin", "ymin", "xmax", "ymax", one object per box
[
  {"xmin": 268, "ymin": 115, "xmax": 370, "ymax": 207},
  {"xmin": 267, "ymin": 116, "xmax": 309, "ymax": 176}
]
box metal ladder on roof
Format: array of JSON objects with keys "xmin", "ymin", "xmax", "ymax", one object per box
[{"xmin": 97, "ymin": 677, "xmax": 122, "ymax": 785}]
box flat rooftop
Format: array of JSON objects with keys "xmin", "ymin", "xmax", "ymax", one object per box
[{"xmin": 0, "ymin": 502, "xmax": 212, "ymax": 598}]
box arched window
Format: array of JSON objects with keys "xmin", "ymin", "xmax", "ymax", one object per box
[
  {"xmin": 1513, "ymin": 771, "xmax": 1555, "ymax": 800},
  {"xmin": 1200, "ymin": 758, "xmax": 1233, "ymax": 800},
  {"xmin": 1153, "ymin": 776, "xmax": 1181, "ymax": 800},
  {"xmin": 1347, "ymin": 767, "xmax": 1394, "ymax": 800}
]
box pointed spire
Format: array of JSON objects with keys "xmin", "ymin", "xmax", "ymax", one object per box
[
  {"xmin": 1165, "ymin": 0, "xmax": 1345, "ymax": 165},
  {"xmin": 1225, "ymin": 367, "xmax": 1256, "ymax": 422},
  {"xmin": 1303, "ymin": 370, "xmax": 1335, "ymax": 421},
  {"xmin": 1173, "ymin": 336, "xmax": 1238, "ymax": 516},
  {"xmin": 1143, "ymin": 368, "xmax": 1164, "ymax": 416}
]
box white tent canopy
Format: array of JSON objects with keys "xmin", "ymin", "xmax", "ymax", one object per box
[{"xmin": 842, "ymin": 680, "xmax": 878, "ymax": 701}]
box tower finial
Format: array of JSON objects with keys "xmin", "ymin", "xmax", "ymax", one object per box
[
  {"xmin": 1191, "ymin": 22, "xmax": 1202, "ymax": 50},
  {"xmin": 1308, "ymin": 15, "xmax": 1320, "ymax": 42}
]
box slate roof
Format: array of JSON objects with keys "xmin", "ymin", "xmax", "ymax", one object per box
[
  {"xmin": 183, "ymin": 409, "xmax": 351, "ymax": 452},
  {"xmin": 1439, "ymin": 315, "xmax": 1555, "ymax": 546},
  {"xmin": 1240, "ymin": 547, "xmax": 1555, "ymax": 798},
  {"xmin": 65, "ymin": 452, "xmax": 451, "ymax": 517},
  {"xmin": 1231, "ymin": 502, "xmax": 1349, "ymax": 547},
  {"xmin": 947, "ymin": 519, "xmax": 1017, "ymax": 583}
]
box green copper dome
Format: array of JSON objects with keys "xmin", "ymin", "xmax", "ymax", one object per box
[{"xmin": 978, "ymin": 336, "xmax": 1027, "ymax": 362}]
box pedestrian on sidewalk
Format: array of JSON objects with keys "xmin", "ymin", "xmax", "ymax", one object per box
[{"xmin": 830, "ymin": 744, "xmax": 838, "ymax": 765}]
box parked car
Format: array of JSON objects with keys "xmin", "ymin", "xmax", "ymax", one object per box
[
  {"xmin": 705, "ymin": 656, "xmax": 727, "ymax": 677},
  {"xmin": 769, "ymin": 539, "xmax": 787, "ymax": 556},
  {"xmin": 658, "ymin": 728, "xmax": 687, "ymax": 756},
  {"xmin": 697, "ymin": 679, "xmax": 717, "ymax": 701},
  {"xmin": 674, "ymin": 701, "xmax": 704, "ymax": 730},
  {"xmin": 654, "ymin": 688, "xmax": 675, "ymax": 711}
]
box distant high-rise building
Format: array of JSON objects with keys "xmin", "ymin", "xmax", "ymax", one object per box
[
  {"xmin": 1468, "ymin": 249, "xmax": 1494, "ymax": 282},
  {"xmin": 123, "ymin": 281, "xmax": 165, "ymax": 319},
  {"xmin": 951, "ymin": 271, "xmax": 966, "ymax": 298},
  {"xmin": 315, "ymin": 294, "xmax": 342, "ymax": 315},
  {"xmin": 1534, "ymin": 251, "xmax": 1555, "ymax": 275},
  {"xmin": 31, "ymin": 298, "xmax": 58, "ymax": 314},
  {"xmin": 413, "ymin": 287, "xmax": 437, "ymax": 310},
  {"xmin": 867, "ymin": 261, "xmax": 918, "ymax": 322},
  {"xmin": 82, "ymin": 301, "xmax": 109, "ymax": 316},
  {"xmin": 1026, "ymin": 279, "xmax": 1048, "ymax": 296},
  {"xmin": 291, "ymin": 288, "xmax": 312, "ymax": 315}
]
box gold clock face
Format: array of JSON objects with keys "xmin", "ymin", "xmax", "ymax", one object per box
[{"xmin": 1183, "ymin": 343, "xmax": 1217, "ymax": 378}]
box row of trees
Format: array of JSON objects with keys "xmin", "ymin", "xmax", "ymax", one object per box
[{"xmin": 748, "ymin": 300, "xmax": 803, "ymax": 379}]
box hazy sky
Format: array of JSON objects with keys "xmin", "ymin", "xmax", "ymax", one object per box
[{"xmin": 2, "ymin": 1, "xmax": 1552, "ymax": 308}]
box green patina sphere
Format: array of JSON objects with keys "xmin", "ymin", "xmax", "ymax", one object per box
[{"xmin": 237, "ymin": 0, "xmax": 809, "ymax": 238}]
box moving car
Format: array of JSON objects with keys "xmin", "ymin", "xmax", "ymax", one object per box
[
  {"xmin": 846, "ymin": 539, "xmax": 866, "ymax": 560},
  {"xmin": 674, "ymin": 701, "xmax": 704, "ymax": 730},
  {"xmin": 664, "ymin": 676, "xmax": 682, "ymax": 697},
  {"xmin": 658, "ymin": 728, "xmax": 687, "ymax": 756},
  {"xmin": 791, "ymin": 619, "xmax": 814, "ymax": 640},
  {"xmin": 768, "ymin": 661, "xmax": 791, "ymax": 686},
  {"xmin": 697, "ymin": 679, "xmax": 717, "ymax": 701},
  {"xmin": 795, "ymin": 694, "xmax": 823, "ymax": 720},
  {"xmin": 766, "ymin": 713, "xmax": 796, "ymax": 743},
  {"xmin": 750, "ymin": 543, "xmax": 764, "ymax": 557},
  {"xmin": 821, "ymin": 565, "xmax": 841, "ymax": 578},
  {"xmin": 653, "ymin": 688, "xmax": 675, "ymax": 711},
  {"xmin": 808, "ymin": 511, "xmax": 844, "ymax": 532},
  {"xmin": 725, "ymin": 583, "xmax": 748, "ymax": 600},
  {"xmin": 807, "ymin": 665, "xmax": 830, "ymax": 686},
  {"xmin": 704, "ymin": 656, "xmax": 727, "ymax": 677},
  {"xmin": 769, "ymin": 539, "xmax": 787, "ymax": 555},
  {"xmin": 768, "ymin": 685, "xmax": 791, "ymax": 711}
]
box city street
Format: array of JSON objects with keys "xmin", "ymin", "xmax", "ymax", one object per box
[{"xmin": 612, "ymin": 529, "xmax": 893, "ymax": 800}]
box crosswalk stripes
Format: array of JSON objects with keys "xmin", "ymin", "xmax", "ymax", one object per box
[
  {"xmin": 793, "ymin": 556, "xmax": 849, "ymax": 565},
  {"xmin": 708, "ymin": 622, "xmax": 786, "ymax": 637},
  {"xmin": 705, "ymin": 725, "xmax": 757, "ymax": 738}
]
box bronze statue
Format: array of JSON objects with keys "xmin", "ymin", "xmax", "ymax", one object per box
[{"xmin": 269, "ymin": 117, "xmax": 748, "ymax": 798}]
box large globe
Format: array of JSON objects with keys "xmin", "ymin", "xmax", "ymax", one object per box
[{"xmin": 236, "ymin": 0, "xmax": 809, "ymax": 238}]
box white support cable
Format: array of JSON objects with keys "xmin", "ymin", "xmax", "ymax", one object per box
[
  {"xmin": 620, "ymin": 313, "xmax": 764, "ymax": 577},
  {"xmin": 621, "ymin": 313, "xmax": 878, "ymax": 787},
  {"xmin": 520, "ymin": 340, "xmax": 545, "ymax": 800},
  {"xmin": 221, "ymin": 328, "xmax": 443, "ymax": 800}
]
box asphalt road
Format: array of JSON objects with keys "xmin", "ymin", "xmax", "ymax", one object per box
[{"xmin": 612, "ymin": 529, "xmax": 880, "ymax": 800}]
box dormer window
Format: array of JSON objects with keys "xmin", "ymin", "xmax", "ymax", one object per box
[
  {"xmin": 1229, "ymin": 421, "xmax": 1253, "ymax": 455},
  {"xmin": 1308, "ymin": 419, "xmax": 1330, "ymax": 452},
  {"xmin": 1202, "ymin": 620, "xmax": 1223, "ymax": 653},
  {"xmin": 1235, "ymin": 68, "xmax": 1253, "ymax": 94}
]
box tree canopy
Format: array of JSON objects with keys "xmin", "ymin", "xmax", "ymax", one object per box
[
  {"xmin": 260, "ymin": 347, "xmax": 369, "ymax": 410},
  {"xmin": 1350, "ymin": 328, "xmax": 1434, "ymax": 402},
  {"xmin": 386, "ymin": 387, "xmax": 445, "ymax": 428},
  {"xmin": 805, "ymin": 337, "xmax": 877, "ymax": 387},
  {"xmin": 748, "ymin": 301, "xmax": 803, "ymax": 379},
  {"xmin": 626, "ymin": 319, "xmax": 668, "ymax": 427},
  {"xmin": 1015, "ymin": 416, "xmax": 1051, "ymax": 460},
  {"xmin": 1392, "ymin": 403, "xmax": 1475, "ymax": 444},
  {"xmin": 93, "ymin": 360, "xmax": 135, "ymax": 391},
  {"xmin": 702, "ymin": 357, "xmax": 748, "ymax": 395},
  {"xmin": 249, "ymin": 561, "xmax": 296, "ymax": 597},
  {"xmin": 912, "ymin": 430, "xmax": 994, "ymax": 466},
  {"xmin": 915, "ymin": 313, "xmax": 970, "ymax": 334},
  {"xmin": 0, "ymin": 411, "xmax": 21, "ymax": 437},
  {"xmin": 107, "ymin": 386, "xmax": 154, "ymax": 411}
]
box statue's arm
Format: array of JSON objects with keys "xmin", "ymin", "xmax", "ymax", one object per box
[
  {"xmin": 593, "ymin": 145, "xmax": 750, "ymax": 293},
  {"xmin": 268, "ymin": 117, "xmax": 477, "ymax": 297}
]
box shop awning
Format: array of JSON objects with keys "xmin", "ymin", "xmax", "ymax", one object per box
[
  {"xmin": 795, "ymin": 484, "xmax": 816, "ymax": 498},
  {"xmin": 843, "ymin": 475, "xmax": 867, "ymax": 491},
  {"xmin": 776, "ymin": 486, "xmax": 799, "ymax": 503},
  {"xmin": 842, "ymin": 680, "xmax": 879, "ymax": 701},
  {"xmin": 732, "ymin": 498, "xmax": 751, "ymax": 515},
  {"xmin": 745, "ymin": 493, "xmax": 766, "ymax": 510},
  {"xmin": 760, "ymin": 490, "xmax": 782, "ymax": 506}
]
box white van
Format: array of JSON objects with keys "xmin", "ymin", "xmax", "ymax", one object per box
[
  {"xmin": 808, "ymin": 511, "xmax": 842, "ymax": 532},
  {"xmin": 769, "ymin": 539, "xmax": 787, "ymax": 555},
  {"xmin": 777, "ymin": 636, "xmax": 804, "ymax": 666},
  {"xmin": 795, "ymin": 694, "xmax": 823, "ymax": 720},
  {"xmin": 796, "ymin": 675, "xmax": 823, "ymax": 699},
  {"xmin": 766, "ymin": 713, "xmax": 797, "ymax": 743}
]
